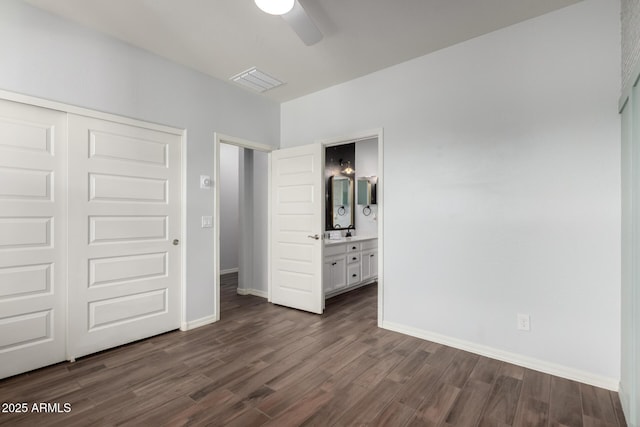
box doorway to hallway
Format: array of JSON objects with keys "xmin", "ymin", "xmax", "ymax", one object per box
[{"xmin": 214, "ymin": 134, "xmax": 272, "ymax": 320}]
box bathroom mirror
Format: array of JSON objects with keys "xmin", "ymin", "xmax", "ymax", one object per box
[
  {"xmin": 329, "ymin": 175, "xmax": 354, "ymax": 230},
  {"xmin": 357, "ymin": 176, "xmax": 377, "ymax": 205}
]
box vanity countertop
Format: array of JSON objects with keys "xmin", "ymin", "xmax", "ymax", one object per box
[{"xmin": 324, "ymin": 235, "xmax": 377, "ymax": 246}]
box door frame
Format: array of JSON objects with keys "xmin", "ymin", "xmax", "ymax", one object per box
[
  {"xmin": 318, "ymin": 128, "xmax": 384, "ymax": 326},
  {"xmin": 213, "ymin": 133, "xmax": 273, "ymax": 321},
  {"xmin": 213, "ymin": 128, "xmax": 383, "ymax": 324}
]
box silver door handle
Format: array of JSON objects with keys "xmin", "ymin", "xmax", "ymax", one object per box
[
  {"xmin": 173, "ymin": 239, "xmax": 180, "ymax": 246},
  {"xmin": 307, "ymin": 234, "xmax": 320, "ymax": 240}
]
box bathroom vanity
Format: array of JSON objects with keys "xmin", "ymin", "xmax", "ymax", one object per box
[
  {"xmin": 324, "ymin": 236, "xmax": 378, "ymax": 297},
  {"xmin": 323, "ymin": 142, "xmax": 378, "ymax": 298}
]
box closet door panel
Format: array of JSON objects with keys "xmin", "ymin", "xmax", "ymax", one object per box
[
  {"xmin": 0, "ymin": 99, "xmax": 67, "ymax": 379},
  {"xmin": 67, "ymin": 114, "xmax": 182, "ymax": 359}
]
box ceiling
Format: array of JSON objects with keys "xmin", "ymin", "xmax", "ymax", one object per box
[{"xmin": 24, "ymin": 0, "xmax": 580, "ymax": 102}]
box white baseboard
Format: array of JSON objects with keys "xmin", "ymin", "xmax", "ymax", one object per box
[
  {"xmin": 220, "ymin": 267, "xmax": 239, "ymax": 275},
  {"xmin": 618, "ymin": 381, "xmax": 631, "ymax": 425},
  {"xmin": 382, "ymin": 321, "xmax": 619, "ymax": 391},
  {"xmin": 180, "ymin": 314, "xmax": 218, "ymax": 331},
  {"xmin": 326, "ymin": 279, "xmax": 376, "ymax": 299},
  {"xmin": 236, "ymin": 288, "xmax": 268, "ymax": 299}
]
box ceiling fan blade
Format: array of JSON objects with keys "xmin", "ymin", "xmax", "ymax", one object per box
[{"xmin": 281, "ymin": 0, "xmax": 323, "ymax": 46}]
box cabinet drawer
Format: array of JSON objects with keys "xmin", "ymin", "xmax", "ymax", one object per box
[
  {"xmin": 347, "ymin": 264, "xmax": 360, "ymax": 285},
  {"xmin": 347, "ymin": 242, "xmax": 361, "ymax": 252},
  {"xmin": 347, "ymin": 253, "xmax": 360, "ymax": 264},
  {"xmin": 325, "ymin": 243, "xmax": 347, "ymax": 256}
]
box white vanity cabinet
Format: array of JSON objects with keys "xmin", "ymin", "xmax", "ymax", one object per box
[
  {"xmin": 324, "ymin": 255, "xmax": 347, "ymax": 293},
  {"xmin": 361, "ymin": 239, "xmax": 378, "ymax": 282},
  {"xmin": 324, "ymin": 237, "xmax": 378, "ymax": 297}
]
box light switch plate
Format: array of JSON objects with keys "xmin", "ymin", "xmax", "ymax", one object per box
[
  {"xmin": 200, "ymin": 175, "xmax": 212, "ymax": 189},
  {"xmin": 201, "ymin": 215, "xmax": 213, "ymax": 228}
]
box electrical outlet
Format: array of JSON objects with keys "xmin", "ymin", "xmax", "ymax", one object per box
[{"xmin": 517, "ymin": 313, "xmax": 530, "ymax": 331}]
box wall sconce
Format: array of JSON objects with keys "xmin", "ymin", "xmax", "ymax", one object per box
[{"xmin": 340, "ymin": 160, "xmax": 354, "ymax": 175}]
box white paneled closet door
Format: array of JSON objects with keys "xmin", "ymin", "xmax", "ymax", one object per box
[
  {"xmin": 67, "ymin": 114, "xmax": 182, "ymax": 360},
  {"xmin": 0, "ymin": 100, "xmax": 68, "ymax": 378}
]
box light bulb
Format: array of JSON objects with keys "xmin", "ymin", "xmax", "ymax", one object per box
[
  {"xmin": 341, "ymin": 161, "xmax": 354, "ymax": 175},
  {"xmin": 254, "ymin": 0, "xmax": 295, "ymax": 15}
]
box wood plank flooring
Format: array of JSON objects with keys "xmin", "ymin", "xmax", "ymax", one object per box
[{"xmin": 0, "ymin": 273, "xmax": 627, "ymax": 426}]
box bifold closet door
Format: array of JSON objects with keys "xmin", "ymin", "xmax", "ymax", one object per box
[
  {"xmin": 67, "ymin": 114, "xmax": 182, "ymax": 360},
  {"xmin": 0, "ymin": 100, "xmax": 67, "ymax": 379}
]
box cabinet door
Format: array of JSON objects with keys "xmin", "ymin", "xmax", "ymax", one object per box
[
  {"xmin": 323, "ymin": 259, "xmax": 335, "ymax": 293},
  {"xmin": 332, "ymin": 256, "xmax": 347, "ymax": 290},
  {"xmin": 362, "ymin": 250, "xmax": 378, "ymax": 281},
  {"xmin": 370, "ymin": 250, "xmax": 378, "ymax": 278},
  {"xmin": 324, "ymin": 255, "xmax": 347, "ymax": 293}
]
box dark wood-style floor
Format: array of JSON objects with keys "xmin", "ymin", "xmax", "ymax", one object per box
[{"xmin": 0, "ymin": 273, "xmax": 627, "ymax": 426}]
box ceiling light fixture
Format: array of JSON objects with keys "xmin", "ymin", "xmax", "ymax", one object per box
[{"xmin": 254, "ymin": 0, "xmax": 295, "ymax": 16}]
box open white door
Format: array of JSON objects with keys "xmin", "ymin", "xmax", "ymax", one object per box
[{"xmin": 270, "ymin": 143, "xmax": 324, "ymax": 314}]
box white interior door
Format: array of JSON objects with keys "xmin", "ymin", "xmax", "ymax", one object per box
[
  {"xmin": 67, "ymin": 114, "xmax": 182, "ymax": 359},
  {"xmin": 270, "ymin": 143, "xmax": 324, "ymax": 314},
  {"xmin": 0, "ymin": 99, "xmax": 67, "ymax": 378}
]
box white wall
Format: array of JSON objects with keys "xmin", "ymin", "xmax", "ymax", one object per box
[
  {"xmin": 622, "ymin": 0, "xmax": 640, "ymax": 95},
  {"xmin": 282, "ymin": 0, "xmax": 621, "ymax": 386},
  {"xmin": 219, "ymin": 144, "xmax": 240, "ymax": 273},
  {"xmin": 620, "ymin": 49, "xmax": 640, "ymax": 426},
  {"xmin": 238, "ymin": 149, "xmax": 254, "ymax": 293},
  {"xmin": 621, "ymin": 85, "xmax": 638, "ymax": 427},
  {"xmin": 237, "ymin": 148, "xmax": 269, "ymax": 297},
  {"xmin": 0, "ymin": 0, "xmax": 280, "ymax": 323},
  {"xmin": 252, "ymin": 151, "xmax": 269, "ymax": 294},
  {"xmin": 355, "ymin": 138, "xmax": 378, "ymax": 237}
]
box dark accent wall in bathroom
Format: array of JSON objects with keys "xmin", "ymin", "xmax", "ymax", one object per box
[{"xmin": 325, "ymin": 143, "xmax": 355, "ymax": 231}]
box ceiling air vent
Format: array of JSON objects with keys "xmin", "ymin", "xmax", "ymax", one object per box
[{"xmin": 230, "ymin": 67, "xmax": 284, "ymax": 93}]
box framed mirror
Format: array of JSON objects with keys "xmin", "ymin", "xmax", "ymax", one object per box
[
  {"xmin": 357, "ymin": 176, "xmax": 377, "ymax": 205},
  {"xmin": 329, "ymin": 175, "xmax": 354, "ymax": 229}
]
